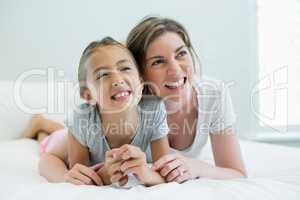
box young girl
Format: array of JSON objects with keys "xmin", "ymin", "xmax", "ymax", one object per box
[{"xmin": 25, "ymin": 37, "xmax": 170, "ymax": 187}]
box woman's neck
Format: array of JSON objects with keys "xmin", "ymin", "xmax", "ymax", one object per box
[
  {"xmin": 165, "ymin": 86, "xmax": 198, "ymax": 118},
  {"xmin": 166, "ymin": 87, "xmax": 199, "ymax": 150}
]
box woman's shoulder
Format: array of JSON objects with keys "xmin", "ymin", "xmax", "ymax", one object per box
[{"xmin": 193, "ymin": 76, "xmax": 228, "ymax": 96}]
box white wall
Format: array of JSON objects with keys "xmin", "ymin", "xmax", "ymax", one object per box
[{"xmin": 0, "ymin": 0, "xmax": 258, "ymax": 137}]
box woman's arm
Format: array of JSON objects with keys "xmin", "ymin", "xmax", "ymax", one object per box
[
  {"xmin": 153, "ymin": 128, "xmax": 247, "ymax": 182},
  {"xmin": 207, "ymin": 127, "xmax": 247, "ymax": 179}
]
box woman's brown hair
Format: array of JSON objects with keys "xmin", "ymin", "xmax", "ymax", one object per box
[{"xmin": 126, "ymin": 16, "xmax": 200, "ymax": 77}]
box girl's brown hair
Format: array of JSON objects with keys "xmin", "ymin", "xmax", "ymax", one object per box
[{"xmin": 78, "ymin": 37, "xmax": 136, "ymax": 98}]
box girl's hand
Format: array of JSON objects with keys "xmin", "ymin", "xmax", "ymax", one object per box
[
  {"xmin": 104, "ymin": 148, "xmax": 129, "ymax": 186},
  {"xmin": 117, "ymin": 145, "xmax": 150, "ymax": 183},
  {"xmin": 63, "ymin": 163, "xmax": 103, "ymax": 186},
  {"xmin": 152, "ymin": 153, "xmax": 199, "ymax": 183},
  {"xmin": 106, "ymin": 145, "xmax": 149, "ymax": 184}
]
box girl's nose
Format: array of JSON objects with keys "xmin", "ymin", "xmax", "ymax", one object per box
[{"xmin": 112, "ymin": 80, "xmax": 125, "ymax": 87}]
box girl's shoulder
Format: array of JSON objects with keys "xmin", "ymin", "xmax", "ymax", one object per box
[
  {"xmin": 66, "ymin": 102, "xmax": 98, "ymax": 125},
  {"xmin": 138, "ymin": 95, "xmax": 165, "ymax": 114}
]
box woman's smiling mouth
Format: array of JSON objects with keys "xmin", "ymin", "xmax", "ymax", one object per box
[{"xmin": 164, "ymin": 77, "xmax": 187, "ymax": 90}]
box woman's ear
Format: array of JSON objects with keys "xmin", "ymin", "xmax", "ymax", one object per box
[{"xmin": 139, "ymin": 77, "xmax": 144, "ymax": 84}]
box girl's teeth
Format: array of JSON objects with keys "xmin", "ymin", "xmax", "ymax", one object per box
[{"xmin": 114, "ymin": 92, "xmax": 129, "ymax": 98}]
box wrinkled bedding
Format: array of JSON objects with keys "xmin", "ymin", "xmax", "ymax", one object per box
[{"xmin": 0, "ymin": 139, "xmax": 299, "ymax": 200}]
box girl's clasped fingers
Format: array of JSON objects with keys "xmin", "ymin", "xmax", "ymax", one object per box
[
  {"xmin": 107, "ymin": 161, "xmax": 123, "ymax": 176},
  {"xmin": 110, "ymin": 171, "xmax": 124, "ymax": 183},
  {"xmin": 119, "ymin": 144, "xmax": 144, "ymax": 160},
  {"xmin": 120, "ymin": 157, "xmax": 145, "ymax": 172},
  {"xmin": 118, "ymin": 175, "xmax": 129, "ymax": 186}
]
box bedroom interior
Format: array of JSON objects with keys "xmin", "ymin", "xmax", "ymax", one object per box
[{"xmin": 0, "ymin": 0, "xmax": 299, "ymax": 199}]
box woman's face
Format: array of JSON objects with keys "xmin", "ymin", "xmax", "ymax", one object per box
[
  {"xmin": 85, "ymin": 45, "xmax": 143, "ymax": 113},
  {"xmin": 144, "ymin": 32, "xmax": 194, "ymax": 103}
]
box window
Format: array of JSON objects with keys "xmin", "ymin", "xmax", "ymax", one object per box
[{"xmin": 257, "ymin": 0, "xmax": 300, "ymax": 132}]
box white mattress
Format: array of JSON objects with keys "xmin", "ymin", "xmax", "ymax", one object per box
[{"xmin": 0, "ymin": 139, "xmax": 300, "ymax": 200}]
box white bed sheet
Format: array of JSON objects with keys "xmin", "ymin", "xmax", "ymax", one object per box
[{"xmin": 0, "ymin": 139, "xmax": 299, "ymax": 200}]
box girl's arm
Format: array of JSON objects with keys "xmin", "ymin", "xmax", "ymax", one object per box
[
  {"xmin": 39, "ymin": 132, "xmax": 103, "ymax": 185},
  {"xmin": 141, "ymin": 136, "xmax": 170, "ymax": 186},
  {"xmin": 39, "ymin": 153, "xmax": 103, "ymax": 185},
  {"xmin": 68, "ymin": 132, "xmax": 90, "ymax": 168},
  {"xmin": 151, "ymin": 136, "xmax": 170, "ymax": 162},
  {"xmin": 65, "ymin": 132, "xmax": 104, "ymax": 185},
  {"xmin": 39, "ymin": 153, "xmax": 69, "ymax": 182}
]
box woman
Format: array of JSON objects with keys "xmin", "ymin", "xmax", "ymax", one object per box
[{"xmin": 126, "ymin": 16, "xmax": 247, "ymax": 183}]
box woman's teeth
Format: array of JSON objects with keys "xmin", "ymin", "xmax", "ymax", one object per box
[{"xmin": 164, "ymin": 78, "xmax": 185, "ymax": 89}]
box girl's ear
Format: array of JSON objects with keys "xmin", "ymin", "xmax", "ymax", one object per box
[
  {"xmin": 82, "ymin": 89, "xmax": 96, "ymax": 105},
  {"xmin": 82, "ymin": 89, "xmax": 91, "ymax": 101}
]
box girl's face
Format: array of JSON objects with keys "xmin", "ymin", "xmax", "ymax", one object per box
[
  {"xmin": 144, "ymin": 32, "xmax": 194, "ymax": 103},
  {"xmin": 85, "ymin": 45, "xmax": 143, "ymax": 112}
]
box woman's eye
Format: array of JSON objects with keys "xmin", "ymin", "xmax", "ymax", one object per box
[
  {"xmin": 151, "ymin": 59, "xmax": 164, "ymax": 67},
  {"xmin": 177, "ymin": 50, "xmax": 187, "ymax": 58}
]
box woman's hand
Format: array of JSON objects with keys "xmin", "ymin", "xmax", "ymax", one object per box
[
  {"xmin": 63, "ymin": 163, "xmax": 103, "ymax": 186},
  {"xmin": 152, "ymin": 153, "xmax": 199, "ymax": 183}
]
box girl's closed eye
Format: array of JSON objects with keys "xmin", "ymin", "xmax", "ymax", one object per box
[
  {"xmin": 120, "ymin": 66, "xmax": 132, "ymax": 71},
  {"xmin": 96, "ymin": 71, "xmax": 109, "ymax": 80}
]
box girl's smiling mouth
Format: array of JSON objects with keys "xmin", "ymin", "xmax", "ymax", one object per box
[{"xmin": 111, "ymin": 90, "xmax": 132, "ymax": 101}]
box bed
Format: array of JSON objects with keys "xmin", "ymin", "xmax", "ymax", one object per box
[
  {"xmin": 0, "ymin": 81, "xmax": 299, "ymax": 199},
  {"xmin": 0, "ymin": 138, "xmax": 299, "ymax": 200}
]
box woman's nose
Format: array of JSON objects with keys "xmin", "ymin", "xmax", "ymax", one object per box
[{"xmin": 167, "ymin": 59, "xmax": 182, "ymax": 76}]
